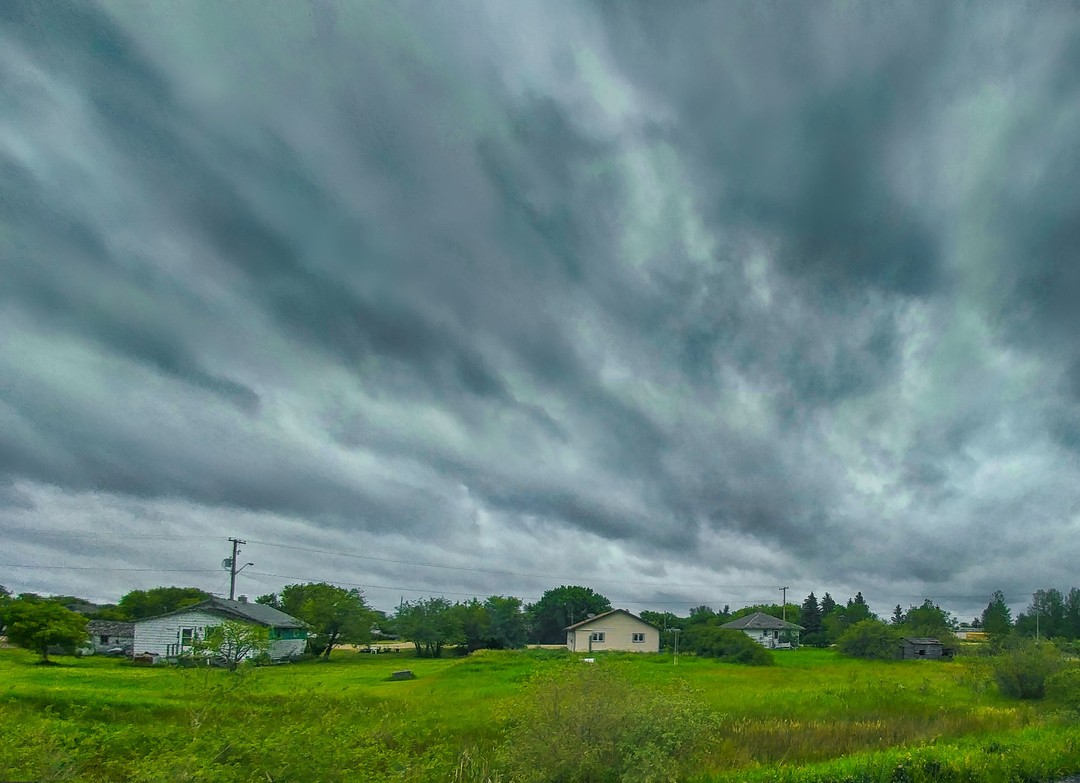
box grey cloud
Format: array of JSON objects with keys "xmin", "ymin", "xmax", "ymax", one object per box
[{"xmin": 5, "ymin": 0, "xmax": 1080, "ymax": 616}]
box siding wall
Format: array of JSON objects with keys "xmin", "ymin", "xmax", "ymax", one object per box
[
  {"xmin": 741, "ymin": 628, "xmax": 799, "ymax": 649},
  {"xmin": 566, "ymin": 612, "xmax": 660, "ymax": 653},
  {"xmin": 134, "ymin": 610, "xmax": 305, "ymax": 660},
  {"xmin": 85, "ymin": 635, "xmax": 134, "ymax": 653}
]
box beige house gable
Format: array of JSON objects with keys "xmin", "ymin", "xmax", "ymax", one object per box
[{"xmin": 565, "ymin": 609, "xmax": 660, "ymax": 653}]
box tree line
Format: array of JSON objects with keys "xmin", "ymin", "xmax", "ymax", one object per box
[{"xmin": 5, "ymin": 580, "xmax": 1075, "ymax": 662}]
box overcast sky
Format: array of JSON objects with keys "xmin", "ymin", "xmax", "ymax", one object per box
[{"xmin": 3, "ymin": 1, "xmax": 1080, "ymax": 621}]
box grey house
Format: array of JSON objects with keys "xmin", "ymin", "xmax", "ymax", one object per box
[
  {"xmin": 899, "ymin": 637, "xmax": 951, "ymax": 660},
  {"xmin": 721, "ymin": 611, "xmax": 804, "ymax": 649}
]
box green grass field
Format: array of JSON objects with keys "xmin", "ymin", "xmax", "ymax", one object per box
[{"xmin": 2, "ymin": 646, "xmax": 1079, "ymax": 783}]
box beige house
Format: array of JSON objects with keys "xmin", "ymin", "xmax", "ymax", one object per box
[{"xmin": 565, "ymin": 609, "xmax": 660, "ymax": 653}]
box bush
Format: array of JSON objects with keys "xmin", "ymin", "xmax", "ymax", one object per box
[
  {"xmin": 683, "ymin": 626, "xmax": 774, "ymax": 665},
  {"xmin": 504, "ymin": 661, "xmax": 718, "ymax": 783},
  {"xmin": 991, "ymin": 639, "xmax": 1064, "ymax": 699},
  {"xmin": 837, "ymin": 620, "xmax": 901, "ymax": 660},
  {"xmin": 1043, "ymin": 665, "xmax": 1080, "ymax": 706}
]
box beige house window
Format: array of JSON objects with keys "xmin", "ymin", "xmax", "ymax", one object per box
[
  {"xmin": 632, "ymin": 633, "xmax": 645, "ymax": 643},
  {"xmin": 590, "ymin": 632, "xmax": 605, "ymax": 642}
]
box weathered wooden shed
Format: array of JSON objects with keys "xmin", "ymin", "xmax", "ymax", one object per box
[{"xmin": 899, "ymin": 637, "xmax": 949, "ymax": 660}]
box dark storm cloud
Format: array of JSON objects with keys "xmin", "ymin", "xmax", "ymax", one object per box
[{"xmin": 4, "ymin": 0, "xmax": 1080, "ymax": 616}]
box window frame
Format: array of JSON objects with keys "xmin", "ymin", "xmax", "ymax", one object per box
[{"xmin": 632, "ymin": 632, "xmax": 645, "ymax": 643}]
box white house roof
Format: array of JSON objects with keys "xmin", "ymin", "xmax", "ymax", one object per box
[
  {"xmin": 133, "ymin": 598, "xmax": 307, "ymax": 629},
  {"xmin": 564, "ymin": 608, "xmax": 657, "ymax": 631},
  {"xmin": 721, "ymin": 611, "xmax": 804, "ymax": 631}
]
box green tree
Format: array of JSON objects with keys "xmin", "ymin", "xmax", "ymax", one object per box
[
  {"xmin": 1065, "ymin": 588, "xmax": 1080, "ymax": 640},
  {"xmin": 483, "ymin": 595, "xmax": 527, "ymax": 649},
  {"xmin": 820, "ymin": 592, "xmax": 837, "ymax": 615},
  {"xmin": 195, "ymin": 620, "xmax": 270, "ymax": 670},
  {"xmin": 4, "ymin": 596, "xmax": 89, "ymax": 663},
  {"xmin": 274, "ymin": 583, "xmax": 372, "ymax": 659},
  {"xmin": 640, "ymin": 610, "xmax": 686, "ymax": 650},
  {"xmin": 526, "ymin": 586, "xmax": 611, "ymax": 644},
  {"xmin": 0, "ymin": 585, "xmax": 11, "ymax": 635},
  {"xmin": 451, "ymin": 599, "xmax": 491, "ymax": 653},
  {"xmin": 729, "ymin": 604, "xmax": 802, "ymax": 627},
  {"xmin": 891, "ymin": 604, "xmax": 905, "ymax": 625},
  {"xmin": 394, "ymin": 597, "xmax": 464, "ymax": 657},
  {"xmin": 902, "ymin": 599, "xmax": 956, "ymax": 640},
  {"xmin": 1016, "ymin": 589, "xmax": 1067, "ymax": 639},
  {"xmin": 836, "ymin": 619, "xmax": 901, "ymax": 660},
  {"xmin": 254, "ymin": 593, "xmax": 280, "ymax": 609},
  {"xmin": 800, "ymin": 593, "xmax": 825, "ymax": 647},
  {"xmin": 981, "ymin": 590, "xmax": 1013, "ymax": 641},
  {"xmin": 117, "ymin": 587, "xmax": 211, "ymax": 620}
]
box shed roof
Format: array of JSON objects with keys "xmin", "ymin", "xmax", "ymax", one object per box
[
  {"xmin": 902, "ymin": 637, "xmax": 942, "ymax": 645},
  {"xmin": 86, "ymin": 620, "xmax": 135, "ymax": 636},
  {"xmin": 564, "ymin": 608, "xmax": 657, "ymax": 631},
  {"xmin": 721, "ymin": 611, "xmax": 804, "ymax": 631},
  {"xmin": 133, "ymin": 598, "xmax": 306, "ymax": 629}
]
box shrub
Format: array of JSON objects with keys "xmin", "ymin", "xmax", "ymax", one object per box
[
  {"xmin": 683, "ymin": 626, "xmax": 774, "ymax": 665},
  {"xmin": 991, "ymin": 639, "xmax": 1064, "ymax": 699},
  {"xmin": 837, "ymin": 620, "xmax": 901, "ymax": 660},
  {"xmin": 504, "ymin": 661, "xmax": 718, "ymax": 783},
  {"xmin": 1043, "ymin": 665, "xmax": 1080, "ymax": 706}
]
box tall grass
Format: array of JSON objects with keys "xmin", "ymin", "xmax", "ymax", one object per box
[{"xmin": 0, "ymin": 646, "xmax": 1074, "ymax": 782}]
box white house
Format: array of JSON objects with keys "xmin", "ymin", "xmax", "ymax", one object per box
[
  {"xmin": 565, "ymin": 609, "xmax": 660, "ymax": 653},
  {"xmin": 720, "ymin": 611, "xmax": 803, "ymax": 649},
  {"xmin": 133, "ymin": 598, "xmax": 307, "ymax": 661}
]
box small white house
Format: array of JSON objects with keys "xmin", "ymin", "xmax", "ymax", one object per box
[
  {"xmin": 720, "ymin": 611, "xmax": 803, "ymax": 649},
  {"xmin": 133, "ymin": 598, "xmax": 307, "ymax": 661},
  {"xmin": 565, "ymin": 609, "xmax": 660, "ymax": 653}
]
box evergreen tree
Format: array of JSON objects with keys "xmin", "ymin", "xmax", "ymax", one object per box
[
  {"xmin": 1066, "ymin": 588, "xmax": 1080, "ymax": 640},
  {"xmin": 800, "ymin": 592, "xmax": 824, "ymax": 647},
  {"xmin": 981, "ymin": 590, "xmax": 1013, "ymax": 639},
  {"xmin": 891, "ymin": 604, "xmax": 905, "ymax": 626},
  {"xmin": 820, "ymin": 593, "xmax": 837, "ymax": 615}
]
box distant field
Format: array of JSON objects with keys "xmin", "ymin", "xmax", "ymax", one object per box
[{"xmin": 2, "ymin": 646, "xmax": 1079, "ymax": 782}]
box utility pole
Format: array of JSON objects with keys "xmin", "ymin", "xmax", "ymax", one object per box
[
  {"xmin": 780, "ymin": 586, "xmax": 789, "ymax": 623},
  {"xmin": 671, "ymin": 628, "xmax": 681, "ymax": 666},
  {"xmin": 226, "ymin": 538, "xmax": 247, "ymax": 601}
]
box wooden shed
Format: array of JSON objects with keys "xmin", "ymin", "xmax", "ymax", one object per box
[{"xmin": 899, "ymin": 637, "xmax": 951, "ymax": 660}]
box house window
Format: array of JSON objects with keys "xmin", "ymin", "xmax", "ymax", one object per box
[
  {"xmin": 590, "ymin": 632, "xmax": 605, "ymax": 642},
  {"xmin": 180, "ymin": 628, "xmax": 196, "ymax": 647},
  {"xmin": 100, "ymin": 635, "xmax": 109, "ymax": 644},
  {"xmin": 632, "ymin": 633, "xmax": 645, "ymax": 643}
]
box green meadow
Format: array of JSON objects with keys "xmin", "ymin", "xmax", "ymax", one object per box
[{"xmin": 2, "ymin": 646, "xmax": 1079, "ymax": 783}]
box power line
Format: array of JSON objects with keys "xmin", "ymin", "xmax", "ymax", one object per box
[
  {"xmin": 0, "ymin": 563, "xmax": 220, "ymax": 573},
  {"xmin": 243, "ymin": 538, "xmax": 785, "ymax": 590}
]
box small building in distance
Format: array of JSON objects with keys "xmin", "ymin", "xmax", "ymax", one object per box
[
  {"xmin": 565, "ymin": 609, "xmax": 660, "ymax": 653},
  {"xmin": 899, "ymin": 637, "xmax": 952, "ymax": 660},
  {"xmin": 133, "ymin": 598, "xmax": 307, "ymax": 661},
  {"xmin": 721, "ymin": 611, "xmax": 803, "ymax": 649},
  {"xmin": 84, "ymin": 620, "xmax": 135, "ymax": 654}
]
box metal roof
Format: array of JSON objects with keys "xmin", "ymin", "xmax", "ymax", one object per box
[
  {"xmin": 720, "ymin": 611, "xmax": 804, "ymax": 631},
  {"xmin": 902, "ymin": 637, "xmax": 942, "ymax": 645},
  {"xmin": 133, "ymin": 597, "xmax": 307, "ymax": 628}
]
